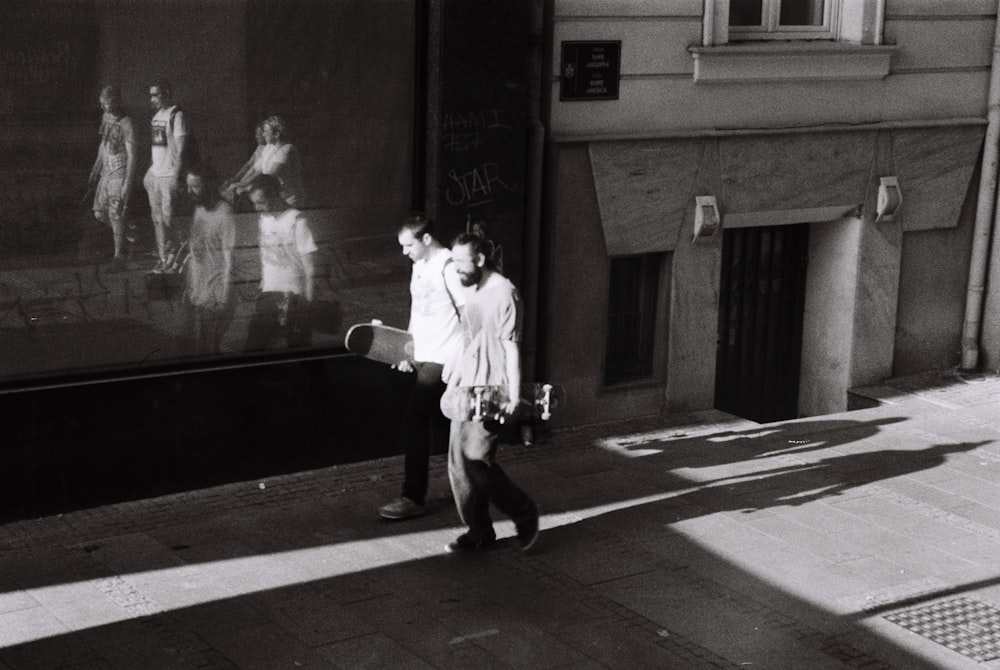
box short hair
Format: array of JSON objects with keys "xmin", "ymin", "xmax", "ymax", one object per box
[
  {"xmin": 151, "ymin": 78, "xmax": 173, "ymax": 97},
  {"xmin": 399, "ymin": 213, "xmax": 435, "ymax": 240},
  {"xmin": 263, "ymin": 115, "xmax": 287, "ymax": 140},
  {"xmin": 249, "ymin": 173, "xmax": 282, "ymax": 199},
  {"xmin": 452, "ymin": 231, "xmax": 489, "ymax": 260},
  {"xmin": 99, "ymin": 85, "xmax": 122, "ymax": 104},
  {"xmin": 185, "ymin": 163, "xmax": 218, "ymax": 187}
]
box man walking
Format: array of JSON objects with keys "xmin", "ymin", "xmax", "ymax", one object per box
[
  {"xmin": 143, "ymin": 78, "xmax": 189, "ymax": 272},
  {"xmin": 378, "ymin": 214, "xmax": 466, "ymax": 521},
  {"xmin": 85, "ymin": 85, "xmax": 136, "ymax": 267},
  {"xmin": 184, "ymin": 165, "xmax": 236, "ymax": 355},
  {"xmin": 442, "ymin": 232, "xmax": 539, "ymax": 552},
  {"xmin": 244, "ymin": 174, "xmax": 317, "ymax": 351}
]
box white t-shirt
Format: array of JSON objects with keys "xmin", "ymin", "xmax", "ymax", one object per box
[
  {"xmin": 258, "ymin": 209, "xmax": 318, "ymax": 295},
  {"xmin": 409, "ymin": 248, "xmax": 466, "ymax": 364},
  {"xmin": 150, "ymin": 106, "xmax": 186, "ymax": 177}
]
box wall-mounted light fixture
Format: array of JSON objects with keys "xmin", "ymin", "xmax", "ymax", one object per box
[
  {"xmin": 875, "ymin": 176, "xmax": 902, "ymax": 223},
  {"xmin": 693, "ymin": 195, "xmax": 721, "ymax": 240}
]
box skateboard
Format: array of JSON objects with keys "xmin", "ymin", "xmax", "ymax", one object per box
[
  {"xmin": 344, "ymin": 321, "xmax": 414, "ymax": 366},
  {"xmin": 440, "ymin": 383, "xmax": 562, "ymax": 423}
]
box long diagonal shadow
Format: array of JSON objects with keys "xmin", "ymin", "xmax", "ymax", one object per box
[{"xmin": 0, "ymin": 414, "xmax": 995, "ymax": 668}]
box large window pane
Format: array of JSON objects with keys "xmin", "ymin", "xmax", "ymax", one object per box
[
  {"xmin": 0, "ymin": 0, "xmax": 415, "ymax": 383},
  {"xmin": 780, "ymin": 0, "xmax": 825, "ymax": 26},
  {"xmin": 730, "ymin": 0, "xmax": 764, "ymax": 27}
]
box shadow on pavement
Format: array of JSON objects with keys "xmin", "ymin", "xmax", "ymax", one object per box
[{"xmin": 1, "ymin": 413, "xmax": 992, "ymax": 668}]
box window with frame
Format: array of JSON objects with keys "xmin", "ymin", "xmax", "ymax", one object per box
[
  {"xmin": 605, "ymin": 254, "xmax": 661, "ymax": 385},
  {"xmin": 692, "ymin": 0, "xmax": 892, "ymax": 83},
  {"xmin": 729, "ymin": 0, "xmax": 838, "ymax": 40},
  {"xmin": 701, "ymin": 0, "xmax": 886, "ymax": 46}
]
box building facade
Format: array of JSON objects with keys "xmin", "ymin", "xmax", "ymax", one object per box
[
  {"xmin": 2, "ymin": 0, "xmax": 999, "ymax": 516},
  {"xmin": 539, "ymin": 0, "xmax": 999, "ymax": 425}
]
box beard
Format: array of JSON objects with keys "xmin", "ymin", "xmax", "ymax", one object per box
[{"xmin": 458, "ymin": 266, "xmax": 482, "ymax": 287}]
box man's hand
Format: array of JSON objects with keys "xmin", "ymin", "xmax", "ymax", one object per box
[
  {"xmin": 393, "ymin": 360, "xmax": 415, "ymax": 374},
  {"xmin": 502, "ymin": 387, "xmax": 521, "ymax": 418}
]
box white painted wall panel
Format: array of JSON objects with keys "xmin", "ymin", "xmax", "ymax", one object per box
[
  {"xmin": 886, "ymin": 19, "xmax": 994, "ymax": 70},
  {"xmin": 555, "ymin": 0, "xmax": 702, "ymax": 18},
  {"xmin": 552, "ymin": 18, "xmax": 700, "ymax": 76},
  {"xmin": 550, "ymin": 71, "xmax": 988, "ymax": 137},
  {"xmin": 886, "ymin": 0, "xmax": 996, "ymax": 16}
]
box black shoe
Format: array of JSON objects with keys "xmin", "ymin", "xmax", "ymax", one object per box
[
  {"xmin": 378, "ymin": 496, "xmax": 426, "ymax": 521},
  {"xmin": 516, "ymin": 506, "xmax": 540, "ymax": 551},
  {"xmin": 445, "ymin": 532, "xmax": 496, "ymax": 553}
]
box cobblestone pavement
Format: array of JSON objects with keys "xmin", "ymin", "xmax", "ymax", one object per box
[{"xmin": 1, "ymin": 369, "xmax": 1000, "ymax": 669}]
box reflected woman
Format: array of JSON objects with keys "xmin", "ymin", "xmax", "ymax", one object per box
[
  {"xmin": 222, "ymin": 121, "xmax": 266, "ymax": 205},
  {"xmin": 236, "ymin": 115, "xmax": 307, "ymax": 208}
]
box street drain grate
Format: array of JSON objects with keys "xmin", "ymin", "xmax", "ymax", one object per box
[{"xmin": 885, "ymin": 597, "xmax": 1000, "ymax": 663}]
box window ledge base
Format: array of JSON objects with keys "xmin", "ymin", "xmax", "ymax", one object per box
[{"xmin": 689, "ymin": 42, "xmax": 896, "ymax": 84}]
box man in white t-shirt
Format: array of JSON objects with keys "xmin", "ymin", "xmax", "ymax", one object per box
[
  {"xmin": 143, "ymin": 78, "xmax": 189, "ymax": 272},
  {"xmin": 244, "ymin": 174, "xmax": 317, "ymax": 351},
  {"xmin": 378, "ymin": 214, "xmax": 467, "ymax": 521}
]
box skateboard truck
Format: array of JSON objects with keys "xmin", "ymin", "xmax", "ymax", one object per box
[{"xmin": 471, "ymin": 386, "xmax": 507, "ymax": 424}]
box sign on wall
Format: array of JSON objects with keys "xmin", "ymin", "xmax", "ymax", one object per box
[{"xmin": 560, "ymin": 40, "xmax": 621, "ymax": 101}]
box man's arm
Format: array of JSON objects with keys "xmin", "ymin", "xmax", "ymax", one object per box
[
  {"xmin": 300, "ymin": 251, "xmax": 315, "ymax": 303},
  {"xmin": 85, "ymin": 130, "xmax": 103, "ymax": 198},
  {"xmin": 123, "ymin": 125, "xmax": 137, "ymax": 213},
  {"xmin": 220, "ymin": 212, "xmax": 237, "ymax": 306},
  {"xmin": 502, "ymin": 339, "xmax": 521, "ymax": 415}
]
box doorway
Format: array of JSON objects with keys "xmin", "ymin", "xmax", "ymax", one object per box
[{"xmin": 715, "ymin": 224, "xmax": 810, "ymax": 423}]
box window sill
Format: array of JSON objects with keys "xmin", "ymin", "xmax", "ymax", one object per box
[{"xmin": 688, "ymin": 42, "xmax": 896, "ymax": 84}]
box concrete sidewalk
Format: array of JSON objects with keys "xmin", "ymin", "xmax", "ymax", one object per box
[{"xmin": 1, "ymin": 368, "xmax": 999, "ymax": 669}]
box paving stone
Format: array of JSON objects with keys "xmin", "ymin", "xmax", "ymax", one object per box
[
  {"xmin": 315, "ymin": 632, "xmax": 436, "ymax": 669},
  {"xmin": 0, "ymin": 371, "xmax": 998, "ymax": 669}
]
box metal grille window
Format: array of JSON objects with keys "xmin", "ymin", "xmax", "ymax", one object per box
[{"xmin": 605, "ymin": 255, "xmax": 661, "ymax": 384}]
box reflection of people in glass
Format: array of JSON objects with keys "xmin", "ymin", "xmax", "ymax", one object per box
[
  {"xmin": 143, "ymin": 78, "xmax": 189, "ymax": 273},
  {"xmin": 184, "ymin": 165, "xmax": 236, "ymax": 355},
  {"xmin": 221, "ymin": 121, "xmax": 266, "ymax": 206},
  {"xmin": 235, "ymin": 116, "xmax": 306, "ymax": 208},
  {"xmin": 86, "ymin": 85, "xmax": 136, "ymax": 268},
  {"xmin": 244, "ymin": 174, "xmax": 317, "ymax": 351}
]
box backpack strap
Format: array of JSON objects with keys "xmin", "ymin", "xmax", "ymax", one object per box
[
  {"xmin": 442, "ymin": 257, "xmax": 461, "ymax": 320},
  {"xmin": 166, "ymin": 108, "xmax": 180, "ymax": 161}
]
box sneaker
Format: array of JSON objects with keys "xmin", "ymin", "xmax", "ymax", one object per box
[
  {"xmin": 516, "ymin": 507, "xmax": 540, "ymax": 551},
  {"xmin": 445, "ymin": 532, "xmax": 496, "ymax": 553},
  {"xmin": 378, "ymin": 496, "xmax": 425, "ymax": 521}
]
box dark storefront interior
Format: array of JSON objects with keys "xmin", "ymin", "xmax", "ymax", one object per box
[{"xmin": 0, "ymin": 0, "xmax": 534, "ymax": 521}]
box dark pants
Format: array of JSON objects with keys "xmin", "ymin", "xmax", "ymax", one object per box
[
  {"xmin": 400, "ymin": 362, "xmax": 449, "ymax": 505},
  {"xmin": 448, "ymin": 420, "xmax": 535, "ymax": 541},
  {"xmin": 244, "ymin": 291, "xmax": 310, "ymax": 352}
]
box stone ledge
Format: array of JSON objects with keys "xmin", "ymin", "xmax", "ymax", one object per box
[{"xmin": 689, "ymin": 42, "xmax": 897, "ymax": 83}]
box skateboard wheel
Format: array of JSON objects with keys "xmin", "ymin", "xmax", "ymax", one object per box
[{"xmin": 371, "ymin": 319, "xmax": 383, "ymax": 325}]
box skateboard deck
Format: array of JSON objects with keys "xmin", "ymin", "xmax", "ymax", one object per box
[
  {"xmin": 440, "ymin": 383, "xmax": 563, "ymax": 423},
  {"xmin": 345, "ymin": 322, "xmax": 414, "ymax": 366}
]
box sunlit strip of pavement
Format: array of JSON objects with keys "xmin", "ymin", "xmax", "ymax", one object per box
[
  {"xmin": 1, "ymin": 486, "xmax": 720, "ymax": 649},
  {"xmin": 0, "ymin": 369, "xmax": 998, "ymax": 668}
]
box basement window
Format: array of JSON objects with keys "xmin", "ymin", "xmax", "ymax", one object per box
[{"xmin": 605, "ymin": 254, "xmax": 661, "ymax": 385}]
